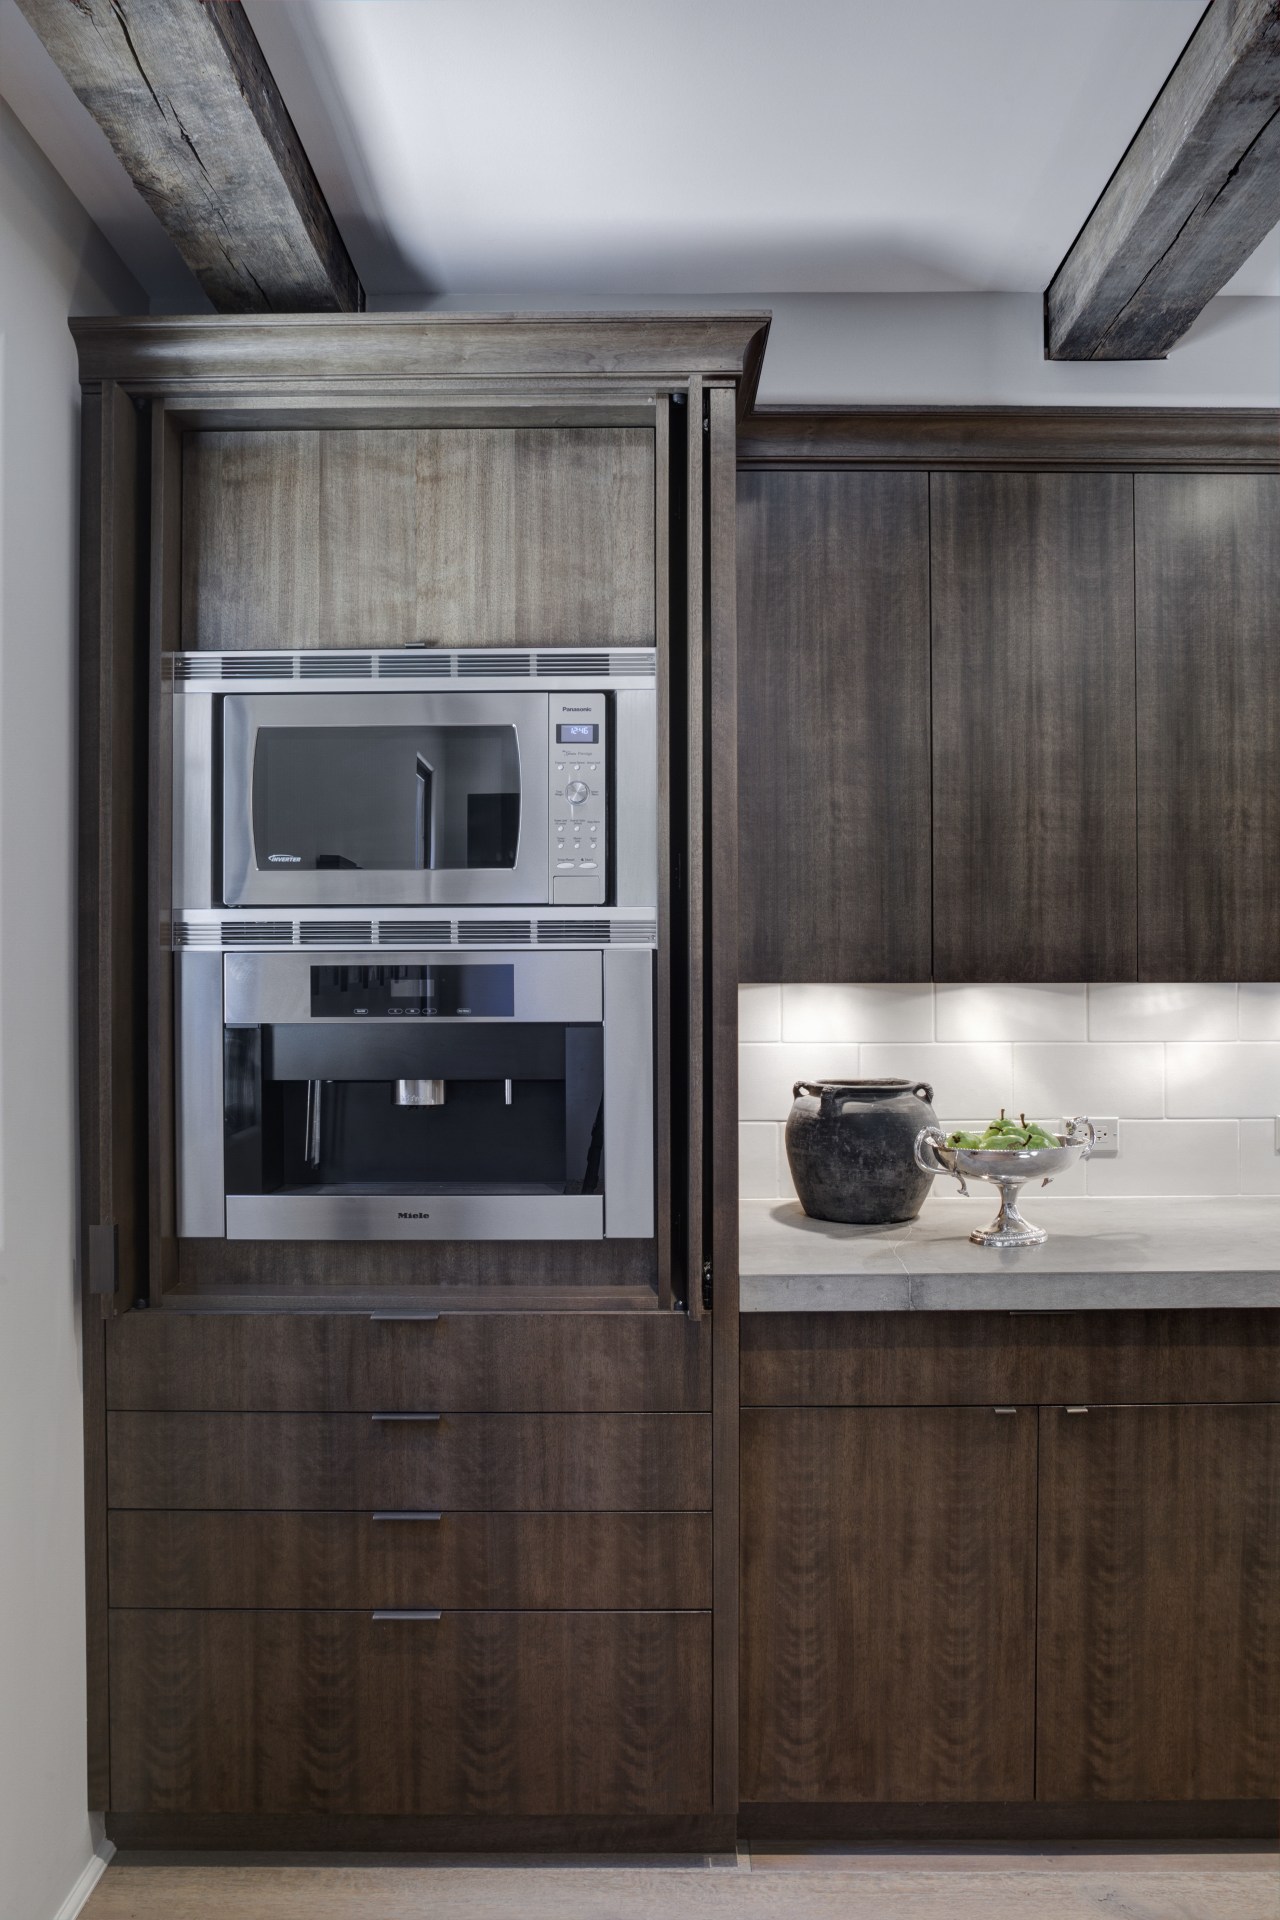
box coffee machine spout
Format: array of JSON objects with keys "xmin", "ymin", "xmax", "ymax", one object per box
[{"xmin": 394, "ymin": 1078, "xmax": 446, "ymax": 1107}]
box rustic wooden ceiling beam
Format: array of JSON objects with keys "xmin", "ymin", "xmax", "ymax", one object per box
[
  {"xmin": 1046, "ymin": 0, "xmax": 1280, "ymax": 360},
  {"xmin": 15, "ymin": 0, "xmax": 362, "ymax": 312}
]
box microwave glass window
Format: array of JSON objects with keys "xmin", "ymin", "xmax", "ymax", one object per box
[
  {"xmin": 252, "ymin": 725, "xmax": 521, "ymax": 872},
  {"xmin": 556, "ymin": 723, "xmax": 598, "ymax": 744}
]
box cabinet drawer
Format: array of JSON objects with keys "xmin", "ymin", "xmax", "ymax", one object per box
[
  {"xmin": 109, "ymin": 1510, "xmax": 712, "ymax": 1610},
  {"xmin": 741, "ymin": 1310, "xmax": 1280, "ymax": 1407},
  {"xmin": 107, "ymin": 1412, "xmax": 710, "ymax": 1512},
  {"xmin": 106, "ymin": 1311, "xmax": 709, "ymax": 1412},
  {"xmin": 109, "ymin": 1609, "xmax": 711, "ymax": 1816}
]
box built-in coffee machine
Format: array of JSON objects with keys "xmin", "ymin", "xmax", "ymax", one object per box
[{"xmin": 170, "ymin": 649, "xmax": 658, "ymax": 1245}]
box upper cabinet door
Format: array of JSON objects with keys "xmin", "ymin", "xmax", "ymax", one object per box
[
  {"xmin": 737, "ymin": 470, "xmax": 931, "ymax": 981},
  {"xmin": 1136, "ymin": 475, "xmax": 1280, "ymax": 982},
  {"xmin": 931, "ymin": 473, "xmax": 1137, "ymax": 982},
  {"xmin": 182, "ymin": 427, "xmax": 655, "ymax": 650}
]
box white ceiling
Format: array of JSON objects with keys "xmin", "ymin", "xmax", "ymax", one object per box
[
  {"xmin": 243, "ymin": 0, "xmax": 1280, "ymax": 300},
  {"xmin": 2, "ymin": 0, "xmax": 1277, "ymax": 307}
]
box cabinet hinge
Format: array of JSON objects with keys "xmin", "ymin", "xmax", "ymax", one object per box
[
  {"xmin": 701, "ymin": 1259, "xmax": 713, "ymax": 1311},
  {"xmin": 88, "ymin": 1223, "xmax": 118, "ymax": 1296}
]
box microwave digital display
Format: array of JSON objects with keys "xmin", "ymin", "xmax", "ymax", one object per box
[{"xmin": 556, "ymin": 723, "xmax": 599, "ymax": 744}]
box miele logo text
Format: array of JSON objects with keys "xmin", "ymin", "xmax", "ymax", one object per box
[
  {"xmin": 398, "ymin": 1211, "xmax": 431, "ymax": 1220},
  {"xmin": 268, "ymin": 853, "xmax": 302, "ymax": 864}
]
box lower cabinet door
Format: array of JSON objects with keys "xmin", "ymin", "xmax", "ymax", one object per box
[
  {"xmin": 109, "ymin": 1609, "xmax": 712, "ymax": 1815},
  {"xmin": 740, "ymin": 1407, "xmax": 1036, "ymax": 1803},
  {"xmin": 1037, "ymin": 1403, "xmax": 1280, "ymax": 1802}
]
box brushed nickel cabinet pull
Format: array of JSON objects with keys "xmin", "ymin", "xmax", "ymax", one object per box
[
  {"xmin": 993, "ymin": 1406, "xmax": 1017, "ymax": 1415},
  {"xmin": 369, "ymin": 1313, "xmax": 442, "ymax": 1323},
  {"xmin": 372, "ymin": 1611, "xmax": 442, "ymax": 1622},
  {"xmin": 1066, "ymin": 1405, "xmax": 1090, "ymax": 1414},
  {"xmin": 371, "ymin": 1412, "xmax": 441, "ymax": 1423},
  {"xmin": 371, "ymin": 1511, "xmax": 442, "ymax": 1522}
]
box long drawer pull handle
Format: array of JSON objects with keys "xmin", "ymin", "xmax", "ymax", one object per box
[
  {"xmin": 371, "ymin": 1412, "xmax": 441, "ymax": 1423},
  {"xmin": 369, "ymin": 1313, "xmax": 442, "ymax": 1323},
  {"xmin": 372, "ymin": 1511, "xmax": 443, "ymax": 1522},
  {"xmin": 372, "ymin": 1611, "xmax": 442, "ymax": 1622}
]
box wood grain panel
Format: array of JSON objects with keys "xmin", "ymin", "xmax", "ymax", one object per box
[
  {"xmin": 107, "ymin": 1412, "xmax": 711, "ymax": 1512},
  {"xmin": 740, "ymin": 1310, "xmax": 1280, "ymax": 1409},
  {"xmin": 1037, "ymin": 1403, "xmax": 1280, "ymax": 1802},
  {"xmin": 106, "ymin": 1310, "xmax": 709, "ymax": 1412},
  {"xmin": 1136, "ymin": 474, "xmax": 1280, "ymax": 980},
  {"xmin": 109, "ymin": 1610, "xmax": 711, "ymax": 1815},
  {"xmin": 174, "ymin": 1234, "xmax": 656, "ymax": 1298},
  {"xmin": 108, "ymin": 1510, "xmax": 712, "ymax": 1611},
  {"xmin": 318, "ymin": 432, "xmax": 417, "ymax": 648},
  {"xmin": 737, "ymin": 470, "xmax": 931, "ymax": 980},
  {"xmin": 931, "ymin": 472, "xmax": 1136, "ymax": 980},
  {"xmin": 415, "ymin": 428, "xmax": 654, "ymax": 645},
  {"xmin": 181, "ymin": 432, "xmax": 320, "ymax": 649},
  {"xmin": 740, "ymin": 1407, "xmax": 1036, "ymax": 1802}
]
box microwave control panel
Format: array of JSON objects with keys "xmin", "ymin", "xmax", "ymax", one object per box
[{"xmin": 549, "ymin": 693, "xmax": 607, "ymax": 905}]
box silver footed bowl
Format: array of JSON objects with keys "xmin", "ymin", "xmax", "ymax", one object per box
[{"xmin": 913, "ymin": 1118, "xmax": 1096, "ymax": 1248}]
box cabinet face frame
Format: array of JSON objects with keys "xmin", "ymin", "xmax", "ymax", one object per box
[{"xmin": 74, "ymin": 315, "xmax": 761, "ymax": 1843}]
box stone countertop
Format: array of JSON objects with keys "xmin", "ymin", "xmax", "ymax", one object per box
[{"xmin": 739, "ymin": 1196, "xmax": 1280, "ymax": 1312}]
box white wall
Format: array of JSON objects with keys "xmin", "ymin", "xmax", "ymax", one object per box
[
  {"xmin": 377, "ymin": 287, "xmax": 1280, "ymax": 409},
  {"xmin": 741, "ymin": 983, "xmax": 1280, "ymax": 1202},
  {"xmin": 0, "ymin": 95, "xmax": 142, "ymax": 1920}
]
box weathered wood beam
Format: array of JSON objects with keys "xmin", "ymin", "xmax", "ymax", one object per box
[
  {"xmin": 14, "ymin": 0, "xmax": 362, "ymax": 312},
  {"xmin": 1046, "ymin": 0, "xmax": 1280, "ymax": 360}
]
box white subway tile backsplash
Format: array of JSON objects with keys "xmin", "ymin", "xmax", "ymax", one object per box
[
  {"xmin": 1239, "ymin": 1120, "xmax": 1280, "ymax": 1194},
  {"xmin": 1166, "ymin": 1042, "xmax": 1280, "ymax": 1117},
  {"xmin": 935, "ymin": 982, "xmax": 1085, "ymax": 1043},
  {"xmin": 737, "ymin": 983, "xmax": 1279, "ymax": 1199},
  {"xmin": 1087, "ymin": 982, "xmax": 1237, "ymax": 1042},
  {"xmin": 738, "ymin": 1123, "xmax": 781, "ymax": 1199},
  {"xmin": 782, "ymin": 982, "xmax": 934, "ymax": 1043},
  {"xmin": 737, "ymin": 984, "xmax": 782, "ymax": 1042},
  {"xmin": 1013, "ymin": 1043, "xmax": 1164, "ymax": 1119},
  {"xmin": 1238, "ymin": 984, "xmax": 1280, "ymax": 1041},
  {"xmin": 1085, "ymin": 1120, "xmax": 1239, "ymax": 1197},
  {"xmin": 859, "ymin": 1044, "xmax": 1014, "ymax": 1121},
  {"xmin": 738, "ymin": 1043, "xmax": 862, "ymax": 1122}
]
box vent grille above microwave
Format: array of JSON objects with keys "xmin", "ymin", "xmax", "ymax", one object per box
[
  {"xmin": 377, "ymin": 652, "xmax": 451, "ymax": 678},
  {"xmin": 457, "ymin": 652, "xmax": 531, "ymax": 678},
  {"xmin": 299, "ymin": 653, "xmax": 372, "ymax": 680},
  {"xmin": 175, "ymin": 654, "xmax": 294, "ymax": 681}
]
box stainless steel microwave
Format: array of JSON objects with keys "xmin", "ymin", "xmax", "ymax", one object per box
[{"xmin": 171, "ymin": 649, "xmax": 657, "ymax": 913}]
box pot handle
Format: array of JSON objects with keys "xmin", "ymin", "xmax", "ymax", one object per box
[
  {"xmin": 1065, "ymin": 1114, "xmax": 1097, "ymax": 1159},
  {"xmin": 793, "ymin": 1081, "xmax": 853, "ymax": 1116},
  {"xmin": 913, "ymin": 1082, "xmax": 934, "ymax": 1104},
  {"xmin": 914, "ymin": 1125, "xmax": 946, "ymax": 1176}
]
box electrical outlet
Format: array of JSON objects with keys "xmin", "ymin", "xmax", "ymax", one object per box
[{"xmin": 1065, "ymin": 1115, "xmax": 1118, "ymax": 1157}]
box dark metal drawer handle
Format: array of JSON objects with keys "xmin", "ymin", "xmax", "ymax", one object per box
[
  {"xmin": 371, "ymin": 1511, "xmax": 442, "ymax": 1522},
  {"xmin": 372, "ymin": 1611, "xmax": 442, "ymax": 1622},
  {"xmin": 371, "ymin": 1412, "xmax": 441, "ymax": 1423},
  {"xmin": 369, "ymin": 1313, "xmax": 442, "ymax": 1323}
]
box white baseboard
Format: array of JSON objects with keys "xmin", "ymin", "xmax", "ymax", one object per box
[{"xmin": 52, "ymin": 1838, "xmax": 115, "ymax": 1920}]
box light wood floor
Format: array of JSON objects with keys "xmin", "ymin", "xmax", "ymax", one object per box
[{"xmin": 82, "ymin": 1847, "xmax": 1280, "ymax": 1919}]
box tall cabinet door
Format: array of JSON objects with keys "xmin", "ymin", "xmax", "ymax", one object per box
[
  {"xmin": 1136, "ymin": 475, "xmax": 1280, "ymax": 981},
  {"xmin": 737, "ymin": 471, "xmax": 932, "ymax": 981},
  {"xmin": 931, "ymin": 473, "xmax": 1137, "ymax": 981},
  {"xmin": 1037, "ymin": 1403, "xmax": 1280, "ymax": 1803},
  {"xmin": 740, "ymin": 1407, "xmax": 1036, "ymax": 1804}
]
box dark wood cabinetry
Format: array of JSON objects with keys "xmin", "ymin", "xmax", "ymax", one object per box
[
  {"xmin": 741, "ymin": 1406, "xmax": 1035, "ymax": 1803},
  {"xmin": 110, "ymin": 1610, "xmax": 711, "ymax": 1816},
  {"xmin": 737, "ymin": 470, "xmax": 931, "ymax": 980},
  {"xmin": 740, "ymin": 1311, "xmax": 1280, "ymax": 1830},
  {"xmin": 737, "ymin": 415, "xmax": 1280, "ymax": 983},
  {"xmin": 1135, "ymin": 474, "xmax": 1280, "ymax": 981},
  {"xmin": 1037, "ymin": 1402, "xmax": 1280, "ymax": 1803},
  {"xmin": 930, "ymin": 473, "xmax": 1136, "ymax": 980}
]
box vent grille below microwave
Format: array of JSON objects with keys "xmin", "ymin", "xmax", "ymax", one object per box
[
  {"xmin": 298, "ymin": 920, "xmax": 374, "ymax": 945},
  {"xmin": 376, "ymin": 919, "xmax": 451, "ymax": 946},
  {"xmin": 457, "ymin": 919, "xmax": 532, "ymax": 944}
]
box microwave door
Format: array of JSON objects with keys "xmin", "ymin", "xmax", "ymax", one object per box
[{"xmin": 221, "ymin": 692, "xmax": 550, "ymax": 908}]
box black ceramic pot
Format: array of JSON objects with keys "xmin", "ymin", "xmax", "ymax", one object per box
[{"xmin": 785, "ymin": 1078, "xmax": 938, "ymax": 1225}]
